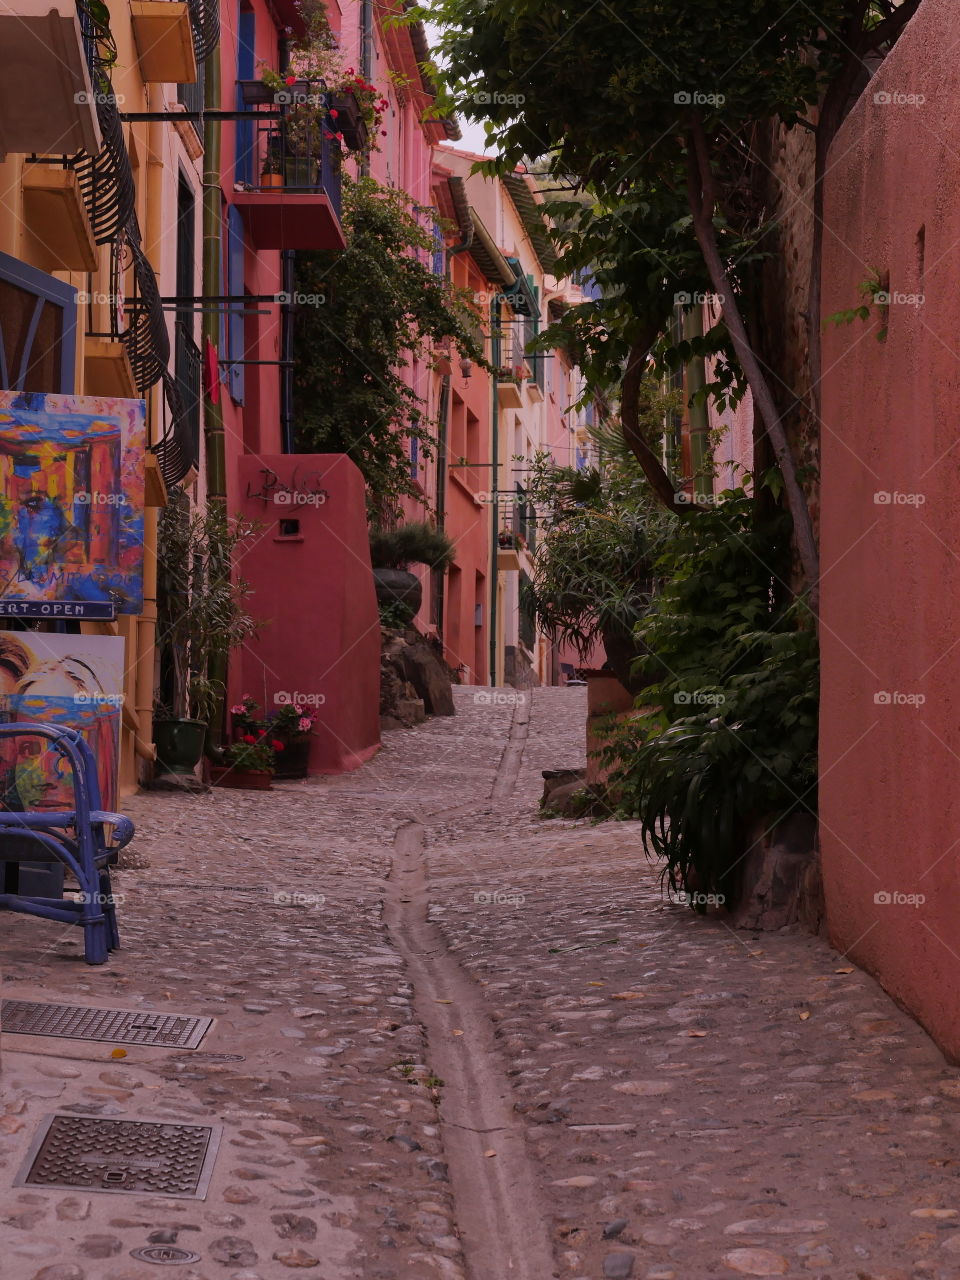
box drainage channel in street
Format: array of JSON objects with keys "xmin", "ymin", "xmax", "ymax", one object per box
[{"xmin": 384, "ymin": 693, "xmax": 559, "ymax": 1280}]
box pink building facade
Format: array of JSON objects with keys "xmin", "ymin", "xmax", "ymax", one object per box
[{"xmin": 819, "ymin": 0, "xmax": 960, "ymax": 1056}]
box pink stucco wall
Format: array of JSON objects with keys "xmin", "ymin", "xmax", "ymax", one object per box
[
  {"xmin": 235, "ymin": 454, "xmax": 381, "ymax": 774},
  {"xmin": 819, "ymin": 0, "xmax": 960, "ymax": 1057}
]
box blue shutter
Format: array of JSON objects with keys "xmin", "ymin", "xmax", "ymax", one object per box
[
  {"xmin": 226, "ymin": 206, "xmax": 245, "ymax": 404},
  {"xmin": 235, "ymin": 6, "xmax": 256, "ymax": 187}
]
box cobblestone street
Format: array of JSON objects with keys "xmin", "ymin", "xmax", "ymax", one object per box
[{"xmin": 1, "ymin": 686, "xmax": 959, "ymax": 1280}]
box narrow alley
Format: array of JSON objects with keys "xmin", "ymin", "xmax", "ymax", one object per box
[{"xmin": 0, "ymin": 686, "xmax": 955, "ymax": 1280}]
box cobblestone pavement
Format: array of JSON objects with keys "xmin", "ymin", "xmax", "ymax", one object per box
[{"xmin": 1, "ymin": 686, "xmax": 959, "ymax": 1280}]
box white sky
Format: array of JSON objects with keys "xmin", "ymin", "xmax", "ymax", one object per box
[{"xmin": 424, "ymin": 20, "xmax": 497, "ymax": 157}]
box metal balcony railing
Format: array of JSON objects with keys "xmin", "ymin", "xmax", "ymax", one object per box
[
  {"xmin": 237, "ymin": 82, "xmax": 341, "ymax": 217},
  {"xmin": 186, "ymin": 0, "xmax": 219, "ymax": 63}
]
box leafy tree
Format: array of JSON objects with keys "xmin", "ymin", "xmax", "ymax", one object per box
[
  {"xmin": 523, "ymin": 379, "xmax": 680, "ymax": 689},
  {"xmin": 425, "ymin": 0, "xmax": 923, "ymax": 598},
  {"xmin": 294, "ymin": 176, "xmax": 484, "ymax": 520}
]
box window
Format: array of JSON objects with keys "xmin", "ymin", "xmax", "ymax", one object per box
[{"xmin": 0, "ymin": 251, "xmax": 77, "ymax": 393}]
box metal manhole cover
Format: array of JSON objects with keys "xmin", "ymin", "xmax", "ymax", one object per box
[
  {"xmin": 1, "ymin": 1000, "xmax": 212, "ymax": 1049},
  {"xmin": 15, "ymin": 1114, "xmax": 222, "ymax": 1198},
  {"xmin": 131, "ymin": 1246, "xmax": 202, "ymax": 1265}
]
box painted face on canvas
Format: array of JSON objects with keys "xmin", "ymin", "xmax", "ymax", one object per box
[{"xmin": 14, "ymin": 734, "xmax": 74, "ymax": 810}]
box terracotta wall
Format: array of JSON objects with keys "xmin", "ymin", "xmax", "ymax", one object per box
[{"xmin": 819, "ymin": 0, "xmax": 960, "ymax": 1057}]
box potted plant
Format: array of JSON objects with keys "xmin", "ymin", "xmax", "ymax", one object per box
[
  {"xmin": 211, "ymin": 735, "xmax": 281, "ymax": 791},
  {"xmin": 230, "ymin": 693, "xmax": 265, "ymax": 739},
  {"xmin": 267, "ymin": 703, "xmax": 318, "ymax": 779},
  {"xmin": 154, "ymin": 500, "xmax": 260, "ymax": 777},
  {"xmin": 369, "ymin": 522, "xmax": 456, "ymax": 625},
  {"xmin": 257, "ymin": 1, "xmax": 387, "ymax": 157},
  {"xmin": 261, "ymin": 133, "xmax": 285, "ymax": 188}
]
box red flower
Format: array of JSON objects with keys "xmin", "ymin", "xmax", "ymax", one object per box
[
  {"xmin": 242, "ymin": 734, "xmax": 257, "ymax": 744},
  {"xmin": 329, "ymin": 108, "xmax": 339, "ymax": 119},
  {"xmin": 285, "ymin": 75, "xmax": 296, "ymax": 85},
  {"xmin": 336, "ymin": 132, "xmax": 344, "ymax": 141},
  {"xmin": 271, "ymin": 739, "xmax": 285, "ymax": 752}
]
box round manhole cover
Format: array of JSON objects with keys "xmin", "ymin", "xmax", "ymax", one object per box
[{"xmin": 130, "ymin": 1246, "xmax": 202, "ymax": 1265}]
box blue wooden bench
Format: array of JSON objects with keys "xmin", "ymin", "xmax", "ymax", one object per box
[{"xmin": 0, "ymin": 722, "xmax": 133, "ymax": 964}]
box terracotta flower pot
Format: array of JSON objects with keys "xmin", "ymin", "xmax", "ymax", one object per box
[{"xmin": 210, "ymin": 766, "xmax": 273, "ymax": 791}]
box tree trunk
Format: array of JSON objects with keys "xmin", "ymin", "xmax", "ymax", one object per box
[{"xmin": 686, "ymin": 118, "xmax": 820, "ymax": 605}]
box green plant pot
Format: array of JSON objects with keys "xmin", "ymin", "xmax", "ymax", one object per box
[
  {"xmin": 373, "ymin": 567, "xmax": 421, "ymax": 623},
  {"xmin": 274, "ymin": 736, "xmax": 311, "ymax": 780},
  {"xmin": 154, "ymin": 718, "xmax": 207, "ymax": 776}
]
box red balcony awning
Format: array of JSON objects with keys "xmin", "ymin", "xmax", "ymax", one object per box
[{"xmin": 232, "ymin": 192, "xmax": 346, "ymax": 252}]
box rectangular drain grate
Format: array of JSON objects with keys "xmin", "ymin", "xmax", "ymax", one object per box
[
  {"xmin": 1, "ymin": 1000, "xmax": 212, "ymax": 1049},
  {"xmin": 15, "ymin": 1114, "xmax": 222, "ymax": 1198}
]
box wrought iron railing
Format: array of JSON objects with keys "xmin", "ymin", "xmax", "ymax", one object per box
[
  {"xmin": 237, "ymin": 83, "xmax": 341, "ymax": 217},
  {"xmin": 118, "ymin": 221, "xmax": 170, "ymax": 393},
  {"xmin": 186, "ymin": 0, "xmax": 219, "ymax": 63},
  {"xmin": 74, "ymin": 93, "xmax": 136, "ymax": 246},
  {"xmin": 149, "ymin": 324, "xmax": 202, "ymax": 487},
  {"xmin": 76, "ymin": 0, "xmax": 118, "ymax": 80}
]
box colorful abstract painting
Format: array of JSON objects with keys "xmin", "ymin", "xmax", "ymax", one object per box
[
  {"xmin": 0, "ymin": 631, "xmax": 124, "ymax": 813},
  {"xmin": 0, "ymin": 390, "xmax": 146, "ymax": 613}
]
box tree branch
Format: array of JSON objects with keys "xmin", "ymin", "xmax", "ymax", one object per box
[{"xmin": 620, "ymin": 339, "xmax": 694, "ymax": 516}]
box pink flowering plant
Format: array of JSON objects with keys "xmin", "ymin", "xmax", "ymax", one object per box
[
  {"xmin": 229, "ymin": 693, "xmax": 264, "ymax": 736},
  {"xmin": 268, "ymin": 701, "xmax": 319, "ymax": 743},
  {"xmin": 260, "ymin": 0, "xmax": 388, "ymax": 154}
]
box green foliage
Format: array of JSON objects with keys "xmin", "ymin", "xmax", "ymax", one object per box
[
  {"xmin": 293, "ymin": 176, "xmax": 484, "ymax": 521},
  {"xmin": 596, "ymin": 488, "xmax": 819, "ymax": 905},
  {"xmin": 156, "ymin": 498, "xmax": 260, "ymax": 725},
  {"xmin": 425, "ymin": 0, "xmax": 849, "ymax": 183},
  {"xmin": 523, "ymin": 400, "xmax": 678, "ymax": 688},
  {"xmin": 824, "ymin": 272, "xmax": 889, "ymax": 342},
  {"xmin": 224, "ymin": 737, "xmax": 278, "ymax": 773},
  {"xmin": 370, "ymin": 521, "xmax": 456, "ymax": 570},
  {"xmin": 534, "ymin": 185, "xmax": 759, "ymax": 413},
  {"xmin": 378, "ymin": 599, "xmax": 412, "ymax": 631}
]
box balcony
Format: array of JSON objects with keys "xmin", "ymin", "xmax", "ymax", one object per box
[
  {"xmin": 0, "ymin": 0, "xmax": 101, "ymax": 156},
  {"xmin": 496, "ymin": 362, "xmax": 529, "ymax": 410},
  {"xmin": 131, "ymin": 1, "xmax": 197, "ymax": 84},
  {"xmin": 232, "ymin": 86, "xmax": 345, "ymax": 251},
  {"xmin": 22, "ymin": 166, "xmax": 97, "ymax": 271}
]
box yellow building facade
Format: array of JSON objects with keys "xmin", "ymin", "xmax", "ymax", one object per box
[{"xmin": 0, "ymin": 0, "xmax": 211, "ymax": 792}]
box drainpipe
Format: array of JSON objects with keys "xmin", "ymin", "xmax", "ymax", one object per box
[
  {"xmin": 683, "ymin": 304, "xmax": 711, "ymax": 502},
  {"xmin": 202, "ymin": 43, "xmax": 227, "ymax": 748},
  {"xmin": 435, "ymin": 374, "xmax": 451, "ymax": 644},
  {"xmin": 489, "ymin": 297, "xmax": 500, "ymax": 687},
  {"xmin": 279, "ymin": 36, "xmax": 295, "ymax": 453},
  {"xmin": 360, "ymin": 0, "xmax": 373, "ymax": 179}
]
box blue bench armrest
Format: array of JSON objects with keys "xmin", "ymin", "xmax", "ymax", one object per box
[{"xmin": 90, "ymin": 812, "xmax": 135, "ymax": 849}]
